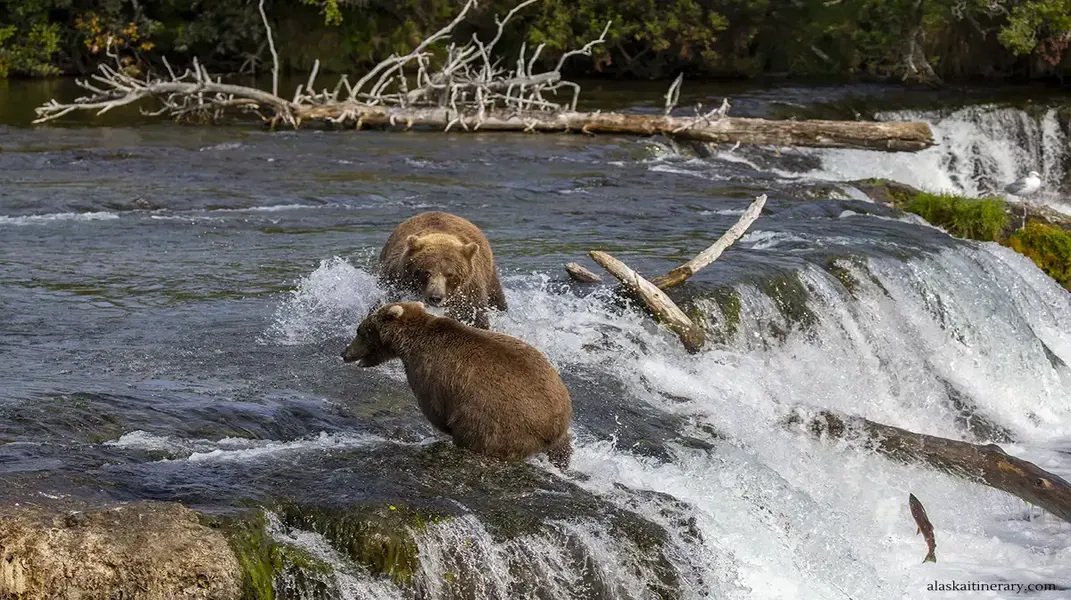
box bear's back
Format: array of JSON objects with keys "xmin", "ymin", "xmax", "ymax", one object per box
[{"xmin": 401, "ymin": 318, "xmax": 571, "ymax": 460}]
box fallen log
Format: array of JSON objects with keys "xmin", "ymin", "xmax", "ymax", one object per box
[
  {"xmin": 589, "ymin": 250, "xmax": 707, "ymax": 352},
  {"xmin": 296, "ymin": 105, "xmax": 934, "ymax": 152},
  {"xmin": 32, "ymin": 0, "xmax": 934, "ymax": 153},
  {"xmin": 786, "ymin": 408, "xmax": 1071, "ymax": 523}
]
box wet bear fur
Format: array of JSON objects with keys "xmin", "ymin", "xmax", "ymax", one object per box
[
  {"xmin": 378, "ymin": 211, "xmax": 507, "ymax": 329},
  {"xmin": 341, "ymin": 302, "xmax": 573, "ymax": 469}
]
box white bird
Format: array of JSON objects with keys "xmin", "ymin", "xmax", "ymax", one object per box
[
  {"xmin": 1004, "ymin": 170, "xmax": 1042, "ymax": 196},
  {"xmin": 1004, "ymin": 170, "xmax": 1042, "ymax": 229}
]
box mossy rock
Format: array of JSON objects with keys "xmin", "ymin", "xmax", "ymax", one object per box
[
  {"xmin": 221, "ymin": 510, "xmax": 336, "ymax": 600},
  {"xmin": 826, "ymin": 258, "xmax": 862, "ymax": 295},
  {"xmin": 711, "ymin": 287, "xmax": 742, "ymax": 339},
  {"xmin": 1005, "ymin": 223, "xmax": 1071, "ymax": 290},
  {"xmin": 759, "ymin": 272, "xmax": 819, "ymax": 341},
  {"xmin": 903, "ymin": 192, "xmax": 1008, "ymax": 242},
  {"xmin": 848, "ymin": 179, "xmax": 922, "ymax": 206},
  {"xmin": 275, "ymin": 501, "xmax": 445, "ymax": 586}
]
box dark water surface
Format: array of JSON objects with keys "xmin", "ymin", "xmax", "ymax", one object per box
[{"xmin": 2, "ymin": 79, "xmax": 1071, "ymax": 598}]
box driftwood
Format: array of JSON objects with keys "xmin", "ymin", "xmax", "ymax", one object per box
[
  {"xmin": 786, "ymin": 408, "xmax": 1071, "ymax": 523},
  {"xmin": 565, "ymin": 262, "xmax": 602, "ymax": 283},
  {"xmin": 589, "ymin": 251, "xmax": 707, "ymax": 352},
  {"xmin": 293, "ymin": 105, "xmax": 933, "ymax": 152},
  {"xmin": 575, "ymin": 194, "xmax": 767, "ymax": 352},
  {"xmin": 32, "ymin": 0, "xmax": 934, "ymax": 152},
  {"xmin": 651, "ymin": 194, "xmax": 767, "ymax": 288}
]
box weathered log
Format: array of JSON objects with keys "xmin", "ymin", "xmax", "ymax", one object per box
[
  {"xmin": 786, "ymin": 408, "xmax": 1071, "ymax": 523},
  {"xmin": 651, "ymin": 194, "xmax": 767, "ymax": 288},
  {"xmin": 297, "ymin": 104, "xmax": 934, "ymax": 152},
  {"xmin": 33, "ymin": 0, "xmax": 934, "ymax": 154},
  {"xmin": 565, "ymin": 262, "xmax": 602, "ymax": 283},
  {"xmin": 584, "ymin": 193, "xmax": 766, "ymax": 352},
  {"xmin": 589, "ymin": 250, "xmax": 706, "ymax": 352}
]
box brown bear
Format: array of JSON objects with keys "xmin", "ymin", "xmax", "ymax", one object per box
[
  {"xmin": 341, "ymin": 301, "xmax": 573, "ymax": 469},
  {"xmin": 378, "ymin": 211, "xmax": 507, "ymax": 330}
]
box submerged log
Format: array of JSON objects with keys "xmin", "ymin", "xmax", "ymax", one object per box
[
  {"xmin": 297, "ymin": 104, "xmax": 933, "ymax": 152},
  {"xmin": 786, "ymin": 409, "xmax": 1071, "ymax": 523}
]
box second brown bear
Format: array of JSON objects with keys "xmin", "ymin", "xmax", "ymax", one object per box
[
  {"xmin": 378, "ymin": 211, "xmax": 507, "ymax": 329},
  {"xmin": 341, "ymin": 302, "xmax": 573, "ymax": 469}
]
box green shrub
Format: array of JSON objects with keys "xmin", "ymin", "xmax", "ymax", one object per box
[
  {"xmin": 1007, "ymin": 223, "xmax": 1071, "ymax": 290},
  {"xmin": 904, "ymin": 192, "xmax": 1009, "ymax": 242}
]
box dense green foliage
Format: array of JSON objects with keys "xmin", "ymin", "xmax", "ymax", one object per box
[
  {"xmin": 1, "ymin": 0, "xmax": 1070, "ymax": 79},
  {"xmin": 904, "ymin": 192, "xmax": 1009, "ymax": 241},
  {"xmin": 1008, "ymin": 223, "xmax": 1071, "ymax": 289}
]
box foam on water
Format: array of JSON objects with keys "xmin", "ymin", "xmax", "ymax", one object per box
[
  {"xmin": 0, "ymin": 211, "xmax": 119, "ymax": 225},
  {"xmin": 263, "ymin": 241, "xmax": 1071, "ymax": 598},
  {"xmin": 107, "ymin": 429, "xmax": 390, "ymax": 463},
  {"xmin": 264, "ymin": 256, "xmax": 387, "ymax": 346}
]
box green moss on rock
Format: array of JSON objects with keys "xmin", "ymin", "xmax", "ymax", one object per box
[
  {"xmin": 1007, "ymin": 223, "xmax": 1071, "ymax": 290},
  {"xmin": 826, "ymin": 258, "xmax": 861, "ymax": 295},
  {"xmin": 711, "ymin": 287, "xmax": 742, "ymax": 339},
  {"xmin": 761, "ymin": 273, "xmax": 818, "ymax": 340},
  {"xmin": 223, "ymin": 511, "xmax": 334, "ymax": 600},
  {"xmin": 277, "ymin": 502, "xmax": 446, "ymax": 586}
]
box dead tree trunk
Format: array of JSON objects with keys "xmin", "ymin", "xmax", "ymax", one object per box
[
  {"xmin": 786, "ymin": 408, "xmax": 1071, "ymax": 523},
  {"xmin": 295, "ymin": 105, "xmax": 934, "ymax": 152},
  {"xmin": 32, "ymin": 0, "xmax": 934, "ymax": 153}
]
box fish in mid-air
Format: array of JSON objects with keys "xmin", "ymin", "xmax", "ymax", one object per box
[{"xmin": 909, "ymin": 493, "xmax": 937, "ymax": 563}]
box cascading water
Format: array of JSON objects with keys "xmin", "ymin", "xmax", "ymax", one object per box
[
  {"xmin": 730, "ymin": 104, "xmax": 1070, "ymax": 211},
  {"xmin": 2, "ymin": 88, "xmax": 1070, "ymax": 600},
  {"xmin": 264, "ymin": 236, "xmax": 1071, "ymax": 599}
]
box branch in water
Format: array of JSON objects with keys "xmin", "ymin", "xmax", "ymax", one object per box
[
  {"xmin": 589, "ymin": 250, "xmax": 707, "ymax": 353},
  {"xmin": 651, "ymin": 193, "xmax": 766, "ymax": 289}
]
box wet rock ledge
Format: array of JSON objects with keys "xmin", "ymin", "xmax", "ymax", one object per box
[{"xmin": 0, "ymin": 500, "xmax": 242, "ymax": 600}]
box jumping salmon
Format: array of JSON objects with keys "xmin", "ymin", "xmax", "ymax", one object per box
[{"xmin": 909, "ymin": 493, "xmax": 937, "ymax": 563}]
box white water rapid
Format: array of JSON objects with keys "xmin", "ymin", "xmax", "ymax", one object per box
[{"xmin": 266, "ymin": 232, "xmax": 1071, "ymax": 599}]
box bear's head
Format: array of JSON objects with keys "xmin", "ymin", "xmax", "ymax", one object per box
[
  {"xmin": 341, "ymin": 302, "xmax": 426, "ymax": 367},
  {"xmin": 403, "ymin": 234, "xmax": 479, "ymax": 307}
]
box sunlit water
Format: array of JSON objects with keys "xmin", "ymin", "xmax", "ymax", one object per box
[{"xmin": 2, "ymin": 81, "xmax": 1070, "ymax": 599}]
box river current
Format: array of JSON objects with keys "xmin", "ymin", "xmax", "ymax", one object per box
[{"xmin": 1, "ymin": 80, "xmax": 1070, "ymax": 599}]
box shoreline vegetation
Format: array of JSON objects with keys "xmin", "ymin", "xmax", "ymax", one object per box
[
  {"xmin": 853, "ymin": 179, "xmax": 1071, "ymax": 290},
  {"xmin": 2, "ymin": 0, "xmax": 1071, "ymax": 84}
]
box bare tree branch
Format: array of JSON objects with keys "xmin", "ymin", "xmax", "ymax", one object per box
[
  {"xmin": 651, "ymin": 194, "xmax": 766, "ymax": 288},
  {"xmin": 258, "ymin": 0, "xmax": 279, "ymax": 97},
  {"xmin": 31, "ymin": 0, "xmax": 935, "ymax": 154}
]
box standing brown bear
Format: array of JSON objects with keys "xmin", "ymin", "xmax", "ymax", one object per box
[
  {"xmin": 341, "ymin": 302, "xmax": 573, "ymax": 469},
  {"xmin": 378, "ymin": 211, "xmax": 507, "ymax": 329}
]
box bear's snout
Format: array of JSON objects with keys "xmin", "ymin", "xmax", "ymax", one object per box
[{"xmin": 424, "ymin": 273, "xmax": 448, "ymax": 306}]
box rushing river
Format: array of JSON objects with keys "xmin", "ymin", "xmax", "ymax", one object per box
[{"xmin": 2, "ymin": 80, "xmax": 1071, "ymax": 599}]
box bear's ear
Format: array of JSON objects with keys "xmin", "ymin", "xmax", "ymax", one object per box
[
  {"xmin": 405, "ymin": 235, "xmax": 423, "ymax": 252},
  {"xmin": 385, "ymin": 304, "xmax": 405, "ymax": 320},
  {"xmin": 462, "ymin": 242, "xmax": 479, "ymax": 261}
]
